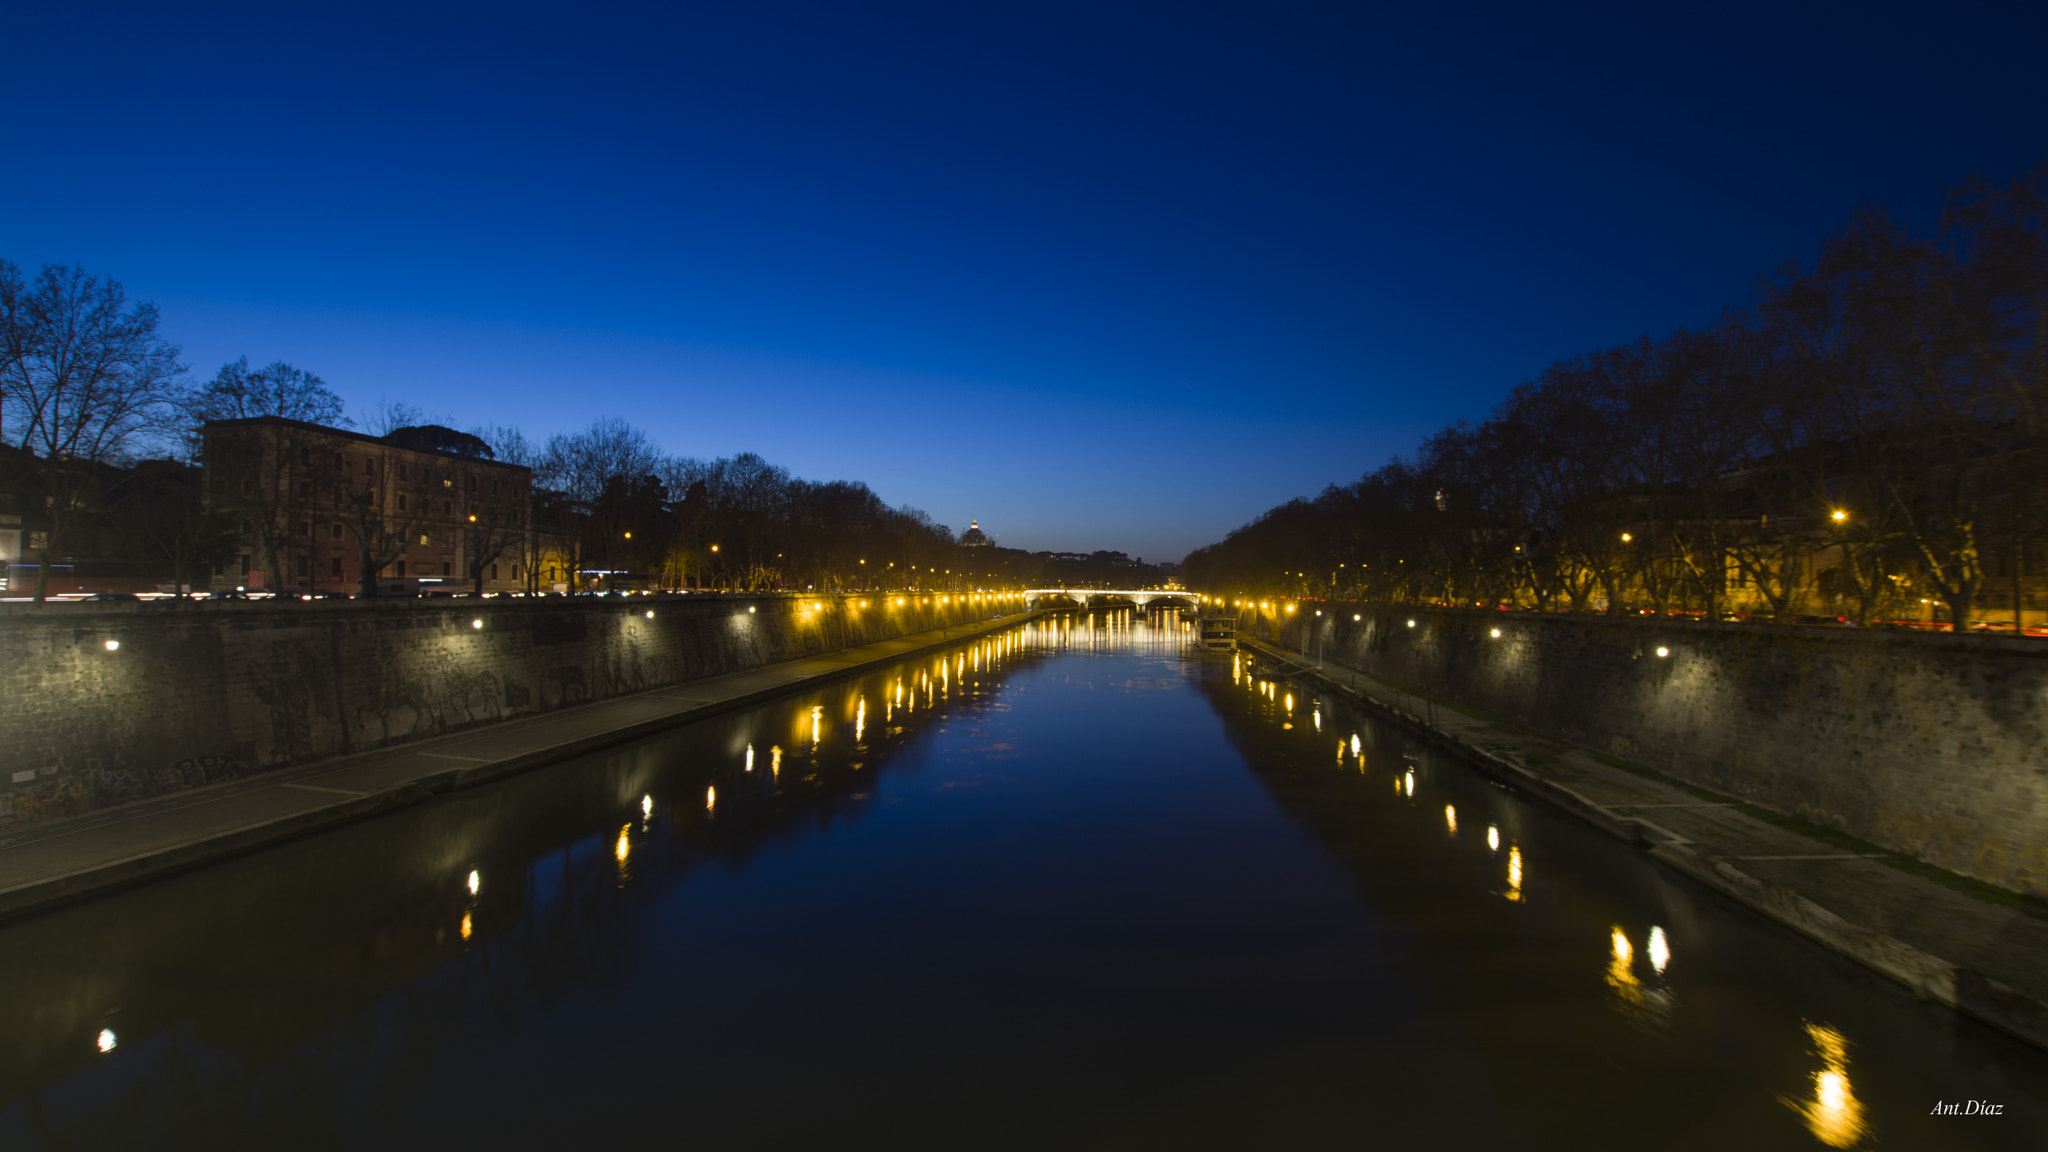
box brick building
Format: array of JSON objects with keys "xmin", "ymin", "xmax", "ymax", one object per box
[{"xmin": 202, "ymin": 418, "xmax": 533, "ymax": 595}]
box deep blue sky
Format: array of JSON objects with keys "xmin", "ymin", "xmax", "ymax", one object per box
[{"xmin": 7, "ymin": 2, "xmax": 2045, "ymax": 561}]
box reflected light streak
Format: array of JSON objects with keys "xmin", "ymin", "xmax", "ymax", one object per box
[
  {"xmin": 1787, "ymin": 1023, "xmax": 1869, "ymax": 1148},
  {"xmin": 1313, "ymin": 708, "xmax": 1321, "ymax": 732},
  {"xmin": 1648, "ymin": 926, "xmax": 1669, "ymax": 974},
  {"xmin": 1486, "ymin": 825, "xmax": 1500, "ymax": 852},
  {"xmin": 1350, "ymin": 734, "xmax": 1361, "ymax": 756},
  {"xmin": 460, "ymin": 912, "xmax": 472, "ymax": 941},
  {"xmin": 467, "ymin": 870, "xmax": 480, "ymax": 896},
  {"xmin": 641, "ymin": 794, "xmax": 652, "ymax": 819},
  {"xmin": 771, "ymin": 746, "xmax": 782, "ymax": 778},
  {"xmin": 615, "ymin": 823, "xmax": 632, "ymax": 864},
  {"xmin": 1444, "ymin": 804, "xmax": 1457, "ymax": 834},
  {"xmin": 1402, "ymin": 770, "xmax": 1414, "ymax": 796},
  {"xmin": 745, "ymin": 743, "xmax": 754, "ymax": 772},
  {"xmin": 1506, "ymin": 846, "xmax": 1523, "ymax": 901},
  {"xmin": 705, "ymin": 785, "xmax": 716, "ymax": 813},
  {"xmin": 97, "ymin": 1029, "xmax": 116, "ymax": 1053},
  {"xmin": 856, "ymin": 698, "xmax": 866, "ymax": 741}
]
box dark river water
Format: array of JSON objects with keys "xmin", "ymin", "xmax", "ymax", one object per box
[{"xmin": 2, "ymin": 612, "xmax": 2044, "ymax": 1149}]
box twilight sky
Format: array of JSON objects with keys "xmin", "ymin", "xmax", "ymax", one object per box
[{"xmin": 7, "ymin": 1, "xmax": 2046, "ymax": 561}]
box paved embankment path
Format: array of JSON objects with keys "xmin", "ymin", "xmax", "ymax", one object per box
[
  {"xmin": 1242, "ymin": 635, "xmax": 2048, "ymax": 1053},
  {"xmin": 0, "ymin": 612, "xmax": 1042, "ymax": 922}
]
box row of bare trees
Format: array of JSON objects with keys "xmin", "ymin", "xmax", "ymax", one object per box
[
  {"xmin": 1184, "ymin": 163, "xmax": 2048, "ymax": 633},
  {"xmin": 518, "ymin": 419, "xmax": 967, "ymax": 592}
]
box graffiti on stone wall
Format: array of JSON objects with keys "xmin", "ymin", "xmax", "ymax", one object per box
[
  {"xmin": 544, "ymin": 666, "xmax": 587, "ymax": 708},
  {"xmin": 443, "ymin": 666, "xmax": 505, "ymax": 725},
  {"xmin": 3, "ymin": 752, "xmax": 245, "ymax": 823},
  {"xmin": 250, "ymin": 641, "xmax": 324, "ymax": 764}
]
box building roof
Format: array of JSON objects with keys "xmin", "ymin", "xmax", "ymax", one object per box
[
  {"xmin": 960, "ymin": 519, "xmax": 990, "ymax": 546},
  {"xmin": 203, "ymin": 415, "xmax": 532, "ymax": 473}
]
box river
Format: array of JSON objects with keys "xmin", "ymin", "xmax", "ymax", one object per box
[{"xmin": 0, "ymin": 611, "xmax": 2042, "ymax": 1149}]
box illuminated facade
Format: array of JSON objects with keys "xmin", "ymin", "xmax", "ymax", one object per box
[{"xmin": 202, "ymin": 417, "xmax": 533, "ymax": 595}]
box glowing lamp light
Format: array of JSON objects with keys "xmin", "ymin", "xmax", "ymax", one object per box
[
  {"xmin": 748, "ymin": 606, "xmax": 756, "ymax": 613},
  {"xmin": 467, "ymin": 870, "xmax": 480, "ymax": 895},
  {"xmin": 103, "ymin": 639, "xmax": 120, "ymax": 651},
  {"xmin": 1489, "ymin": 628, "xmax": 1501, "ymax": 638},
  {"xmin": 1655, "ymin": 646, "xmax": 1669, "ymax": 658},
  {"xmin": 471, "ymin": 619, "xmax": 483, "ymax": 629},
  {"xmin": 641, "ymin": 794, "xmax": 652, "ymax": 818},
  {"xmin": 1831, "ymin": 509, "xmax": 1848, "ymax": 523},
  {"xmin": 97, "ymin": 1029, "xmax": 117, "ymax": 1053},
  {"xmin": 1406, "ymin": 619, "xmax": 1416, "ymax": 628}
]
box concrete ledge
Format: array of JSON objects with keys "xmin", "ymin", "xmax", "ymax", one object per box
[
  {"xmin": 1241, "ymin": 636, "xmax": 2048, "ymax": 1054},
  {"xmin": 0, "ymin": 612, "xmax": 1042, "ymax": 924}
]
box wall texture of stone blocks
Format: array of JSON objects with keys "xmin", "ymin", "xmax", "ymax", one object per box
[
  {"xmin": 1248, "ymin": 606, "xmax": 2048, "ymax": 896},
  {"xmin": 0, "ymin": 593, "xmax": 1005, "ymax": 824}
]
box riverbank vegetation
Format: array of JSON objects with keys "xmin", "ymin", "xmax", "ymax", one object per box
[{"xmin": 1183, "ymin": 164, "xmax": 2048, "ymax": 633}]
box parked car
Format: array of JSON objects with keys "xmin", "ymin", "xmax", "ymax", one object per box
[{"xmin": 83, "ymin": 592, "xmax": 141, "ymax": 601}]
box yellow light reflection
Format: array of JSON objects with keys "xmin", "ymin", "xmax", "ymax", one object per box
[
  {"xmin": 771, "ymin": 746, "xmax": 782, "ymax": 777},
  {"xmin": 1786, "ymin": 1023, "xmax": 1869, "ymax": 1148},
  {"xmin": 745, "ymin": 743, "xmax": 755, "ymax": 771},
  {"xmin": 467, "ymin": 870, "xmax": 480, "ymax": 896},
  {"xmin": 615, "ymin": 822, "xmax": 631, "ymax": 863},
  {"xmin": 1402, "ymin": 770, "xmax": 1414, "ymax": 796},
  {"xmin": 1444, "ymin": 804, "xmax": 1457, "ymax": 834},
  {"xmin": 811, "ymin": 705, "xmax": 822, "ymax": 746},
  {"xmin": 705, "ymin": 785, "xmax": 716, "ymax": 813},
  {"xmin": 1284, "ymin": 692, "xmax": 1294, "ymax": 711},
  {"xmin": 641, "ymin": 793, "xmax": 652, "ymax": 819},
  {"xmin": 1350, "ymin": 734, "xmax": 1360, "ymax": 756},
  {"xmin": 1506, "ymin": 846, "xmax": 1523, "ymax": 901},
  {"xmin": 856, "ymin": 698, "xmax": 866, "ymax": 741},
  {"xmin": 1486, "ymin": 825, "xmax": 1499, "ymax": 853},
  {"xmin": 1313, "ymin": 708, "xmax": 1321, "ymax": 731},
  {"xmin": 1648, "ymin": 925, "xmax": 1669, "ymax": 973},
  {"xmin": 460, "ymin": 911, "xmax": 473, "ymax": 940}
]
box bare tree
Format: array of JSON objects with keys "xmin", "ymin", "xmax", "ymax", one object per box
[{"xmin": 0, "ymin": 262, "xmax": 186, "ymax": 602}]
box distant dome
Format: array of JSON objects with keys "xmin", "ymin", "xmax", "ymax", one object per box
[{"xmin": 961, "ymin": 519, "xmax": 990, "ymax": 547}]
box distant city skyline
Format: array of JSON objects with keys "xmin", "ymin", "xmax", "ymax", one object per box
[{"xmin": 6, "ymin": 1, "xmax": 2046, "ymax": 561}]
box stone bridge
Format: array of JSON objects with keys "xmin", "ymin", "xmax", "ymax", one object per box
[{"xmin": 1021, "ymin": 589, "xmax": 1197, "ymax": 610}]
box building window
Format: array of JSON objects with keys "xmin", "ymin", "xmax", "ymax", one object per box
[
  {"xmin": 331, "ymin": 557, "xmax": 343, "ymax": 577},
  {"xmin": 28, "ymin": 531, "xmax": 48, "ymax": 551},
  {"xmin": 444, "ymin": 500, "xmax": 453, "ymax": 515},
  {"xmin": 239, "ymin": 554, "xmax": 251, "ymax": 574},
  {"xmin": 331, "ymin": 524, "xmax": 343, "ymax": 540},
  {"xmin": 397, "ymin": 463, "xmax": 408, "ymax": 481},
  {"xmin": 491, "ymin": 563, "xmax": 500, "ymax": 580},
  {"xmin": 397, "ymin": 494, "xmax": 407, "ymax": 511},
  {"xmin": 395, "ymin": 560, "xmax": 406, "ymax": 577},
  {"xmin": 298, "ymin": 521, "xmax": 310, "ymax": 536},
  {"xmin": 365, "ymin": 458, "xmax": 375, "ymax": 475},
  {"xmin": 419, "ymin": 534, "xmax": 431, "ymax": 546},
  {"xmin": 443, "ymin": 561, "xmax": 452, "ymax": 576}
]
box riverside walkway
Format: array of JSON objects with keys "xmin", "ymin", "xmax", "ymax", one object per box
[
  {"xmin": 0, "ymin": 612, "xmax": 1040, "ymax": 922},
  {"xmin": 1242, "ymin": 634, "xmax": 2048, "ymax": 1053}
]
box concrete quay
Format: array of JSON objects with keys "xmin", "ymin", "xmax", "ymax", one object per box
[
  {"xmin": 1242, "ymin": 635, "xmax": 2048, "ymax": 1053},
  {"xmin": 0, "ymin": 611, "xmax": 1041, "ymax": 924}
]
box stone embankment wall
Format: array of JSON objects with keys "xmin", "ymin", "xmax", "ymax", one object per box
[
  {"xmin": 1, "ymin": 592, "xmax": 1011, "ymax": 824},
  {"xmin": 1247, "ymin": 606, "xmax": 2048, "ymax": 896}
]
